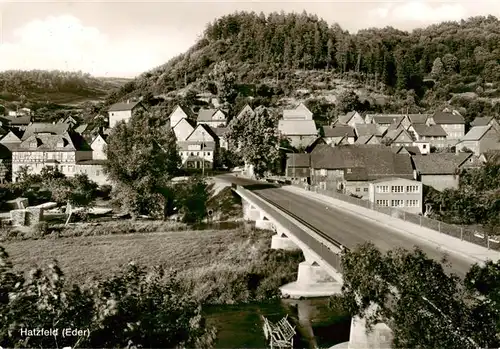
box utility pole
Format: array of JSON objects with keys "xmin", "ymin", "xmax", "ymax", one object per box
[{"xmin": 202, "ymin": 132, "xmax": 205, "ymax": 177}]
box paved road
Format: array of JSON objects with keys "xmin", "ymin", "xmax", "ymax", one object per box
[{"xmin": 217, "ymin": 174, "xmax": 474, "ymax": 278}]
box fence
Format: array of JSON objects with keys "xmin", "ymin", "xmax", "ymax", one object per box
[{"xmin": 291, "ymin": 183, "xmax": 500, "ymax": 252}]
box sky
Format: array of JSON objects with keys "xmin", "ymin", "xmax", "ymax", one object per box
[{"xmin": 0, "ymin": 1, "xmax": 500, "ymax": 78}]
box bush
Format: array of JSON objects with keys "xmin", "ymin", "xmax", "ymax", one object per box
[
  {"xmin": 0, "ymin": 248, "xmax": 216, "ymax": 348},
  {"xmin": 32, "ymin": 221, "xmax": 50, "ymax": 237}
]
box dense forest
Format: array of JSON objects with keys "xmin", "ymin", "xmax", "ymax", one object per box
[{"xmin": 107, "ymin": 12, "xmax": 500, "ymax": 117}]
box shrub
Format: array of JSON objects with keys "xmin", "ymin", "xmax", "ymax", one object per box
[{"xmin": 0, "ymin": 248, "xmax": 216, "ymax": 348}]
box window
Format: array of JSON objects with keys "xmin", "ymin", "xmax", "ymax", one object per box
[
  {"xmin": 96, "ymin": 170, "xmax": 100, "ymax": 176},
  {"xmin": 376, "ymin": 185, "xmax": 389, "ymax": 193},
  {"xmin": 207, "ymin": 152, "xmax": 211, "ymax": 156},
  {"xmin": 355, "ymin": 188, "xmax": 360, "ymax": 192},
  {"xmin": 391, "ymin": 185, "xmax": 404, "ymax": 193},
  {"xmin": 391, "ymin": 200, "xmax": 404, "ymax": 207},
  {"xmin": 68, "ymin": 165, "xmax": 74, "ymax": 172},
  {"xmin": 406, "ymin": 185, "xmax": 419, "ymax": 193},
  {"xmin": 423, "ymin": 144, "xmax": 427, "ymax": 149},
  {"xmin": 407, "ymin": 200, "xmax": 420, "ymax": 207},
  {"xmin": 347, "ymin": 168, "xmax": 352, "ymax": 173},
  {"xmin": 376, "ymin": 200, "xmax": 389, "ymax": 207},
  {"xmin": 363, "ymin": 188, "xmax": 368, "ymax": 192}
]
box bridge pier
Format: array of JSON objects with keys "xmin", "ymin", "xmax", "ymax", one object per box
[
  {"xmin": 281, "ymin": 250, "xmax": 342, "ymax": 299},
  {"xmin": 271, "ymin": 229, "xmax": 300, "ymax": 251},
  {"xmin": 348, "ymin": 304, "xmax": 393, "ymax": 349}
]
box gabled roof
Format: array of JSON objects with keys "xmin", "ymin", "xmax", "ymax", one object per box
[
  {"xmin": 278, "ymin": 120, "xmax": 317, "ymax": 136},
  {"xmin": 459, "ymin": 125, "xmax": 495, "ymax": 142},
  {"xmin": 432, "ymin": 110, "xmax": 465, "ymax": 124},
  {"xmin": 410, "ymin": 124, "xmax": 447, "ymax": 137},
  {"xmin": 407, "ymin": 114, "xmax": 430, "ymax": 124},
  {"xmin": 384, "ymin": 126, "xmax": 407, "ymax": 141},
  {"xmin": 16, "ymin": 131, "xmax": 91, "ymax": 152},
  {"xmin": 471, "ymin": 116, "xmax": 496, "ymax": 127},
  {"xmin": 336, "ymin": 111, "xmax": 358, "ymax": 125},
  {"xmin": 355, "ymin": 135, "xmax": 378, "ymax": 144},
  {"xmin": 22, "ymin": 123, "xmax": 71, "ymax": 141},
  {"xmin": 311, "ymin": 145, "xmax": 414, "ymax": 180},
  {"xmin": 209, "ymin": 126, "xmax": 229, "ymax": 138},
  {"xmin": 283, "ymin": 103, "xmax": 312, "ymax": 120},
  {"xmin": 412, "ymin": 153, "xmax": 473, "ymax": 175},
  {"xmin": 108, "ymin": 101, "xmax": 143, "ymax": 112},
  {"xmin": 169, "ymin": 104, "xmax": 196, "ymax": 119},
  {"xmin": 323, "ymin": 125, "xmax": 356, "ymax": 138},
  {"xmin": 237, "ymin": 104, "xmax": 254, "ymax": 119},
  {"xmin": 392, "ymin": 145, "xmax": 421, "ymax": 155},
  {"xmin": 372, "ymin": 115, "xmax": 405, "ymax": 125},
  {"xmin": 354, "ymin": 123, "xmax": 384, "ymax": 137},
  {"xmin": 197, "ymin": 108, "xmax": 226, "ymax": 122},
  {"xmin": 186, "ymin": 123, "xmax": 218, "ymax": 142},
  {"xmin": 74, "ymin": 123, "xmax": 89, "ymax": 134}
]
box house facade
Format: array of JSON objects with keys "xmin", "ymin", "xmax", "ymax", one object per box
[
  {"xmin": 177, "ymin": 124, "xmax": 218, "ymax": 169},
  {"xmin": 455, "ymin": 125, "xmax": 500, "ymax": 156},
  {"xmin": 322, "ymin": 125, "xmax": 356, "ymax": 145},
  {"xmin": 336, "ymin": 111, "xmax": 364, "ymax": 127},
  {"xmin": 283, "ymin": 103, "xmax": 313, "ymax": 120},
  {"xmin": 412, "ymin": 153, "xmax": 474, "ymax": 191},
  {"xmin": 197, "ymin": 109, "xmax": 227, "ymax": 128},
  {"xmin": 108, "ymin": 100, "xmax": 145, "ymax": 128},
  {"xmin": 169, "ymin": 105, "xmax": 193, "ymax": 129},
  {"xmin": 11, "ymin": 132, "xmax": 93, "ymax": 182},
  {"xmin": 90, "ymin": 134, "xmax": 107, "ymax": 160},
  {"xmin": 368, "ymin": 177, "xmax": 423, "ymax": 214},
  {"xmin": 427, "ymin": 109, "xmax": 465, "ymax": 140},
  {"xmin": 172, "ymin": 118, "xmax": 196, "ymax": 142}
]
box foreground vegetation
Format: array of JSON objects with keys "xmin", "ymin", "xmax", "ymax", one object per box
[
  {"xmin": 1, "ymin": 226, "xmax": 303, "ymax": 347},
  {"xmin": 333, "ymin": 242, "xmax": 500, "ymax": 349}
]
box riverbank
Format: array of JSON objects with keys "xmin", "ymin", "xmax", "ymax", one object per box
[{"xmin": 2, "ymin": 222, "xmax": 303, "ymax": 304}]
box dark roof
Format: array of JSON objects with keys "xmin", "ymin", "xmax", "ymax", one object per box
[
  {"xmin": 323, "ymin": 125, "xmax": 356, "ymax": 138},
  {"xmin": 286, "ymin": 153, "xmax": 310, "ymax": 168},
  {"xmin": 77, "ymin": 159, "xmax": 107, "ymax": 165},
  {"xmin": 22, "ymin": 123, "xmax": 70, "ymax": 141},
  {"xmin": 392, "ymin": 146, "xmax": 421, "ymax": 155},
  {"xmin": 354, "ymin": 123, "xmax": 384, "ymax": 137},
  {"xmin": 411, "ymin": 124, "xmax": 447, "ymax": 137},
  {"xmin": 355, "ymin": 135, "xmax": 379, "ymax": 144},
  {"xmin": 0, "ymin": 143, "xmax": 11, "ymax": 158},
  {"xmin": 412, "ymin": 153, "xmax": 473, "ymax": 175},
  {"xmin": 311, "ymin": 145, "xmax": 414, "ymax": 180},
  {"xmin": 372, "ymin": 115, "xmax": 404, "ymax": 125},
  {"xmin": 471, "ymin": 116, "xmax": 495, "ymax": 127},
  {"xmin": 209, "ymin": 126, "xmax": 228, "ymax": 137},
  {"xmin": 432, "ymin": 110, "xmax": 465, "ymax": 124},
  {"xmin": 311, "ymin": 144, "xmax": 332, "ymax": 154},
  {"xmin": 407, "ymin": 114, "xmax": 430, "ymax": 124},
  {"xmin": 336, "ymin": 111, "xmax": 358, "ymax": 125},
  {"xmin": 108, "ymin": 101, "xmax": 143, "ymax": 112}
]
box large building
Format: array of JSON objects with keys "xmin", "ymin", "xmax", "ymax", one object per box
[
  {"xmin": 368, "ymin": 177, "xmax": 423, "ymax": 215},
  {"xmin": 278, "ymin": 103, "xmax": 318, "ymax": 148}
]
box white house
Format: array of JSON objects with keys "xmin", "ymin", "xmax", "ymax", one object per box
[
  {"xmin": 197, "ymin": 109, "xmax": 227, "ymax": 128},
  {"xmin": 108, "ymin": 100, "xmax": 145, "ymax": 128},
  {"xmin": 177, "ymin": 124, "xmax": 218, "ymax": 169},
  {"xmin": 172, "ymin": 118, "xmax": 196, "ymax": 142},
  {"xmin": 168, "ymin": 105, "xmax": 194, "ymax": 129}
]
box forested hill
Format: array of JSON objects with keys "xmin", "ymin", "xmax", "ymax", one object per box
[
  {"xmin": 0, "ymin": 70, "xmax": 127, "ymax": 106},
  {"xmin": 108, "ymin": 12, "xmax": 500, "ymax": 106}
]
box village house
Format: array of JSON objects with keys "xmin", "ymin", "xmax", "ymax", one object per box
[
  {"xmin": 305, "ymin": 137, "xmax": 327, "ymax": 153},
  {"xmin": 278, "ymin": 104, "xmax": 317, "ymax": 148},
  {"xmin": 470, "ymin": 116, "xmax": 500, "ymax": 130},
  {"xmin": 407, "ymin": 124, "xmax": 448, "ymax": 148},
  {"xmin": 210, "ymin": 127, "xmax": 229, "ymax": 149},
  {"xmin": 322, "ymin": 125, "xmax": 356, "ymax": 145},
  {"xmin": 309, "ymin": 145, "xmax": 414, "ymax": 198},
  {"xmin": 108, "ymin": 100, "xmax": 146, "ymax": 128},
  {"xmin": 427, "ymin": 109, "xmax": 465, "ymax": 140},
  {"xmin": 11, "ymin": 131, "xmax": 93, "ymax": 182},
  {"xmin": 412, "ymin": 153, "xmax": 476, "ymax": 191},
  {"xmin": 0, "ymin": 130, "xmax": 22, "ymax": 151},
  {"xmin": 168, "ymin": 105, "xmax": 195, "ymax": 129},
  {"xmin": 368, "ymin": 177, "xmax": 423, "ymax": 214},
  {"xmin": 335, "ymin": 111, "xmax": 364, "ymax": 127},
  {"xmin": 177, "ymin": 124, "xmax": 218, "ymax": 169},
  {"xmin": 386, "ymin": 128, "xmax": 415, "ymax": 147},
  {"xmin": 367, "ymin": 115, "xmax": 405, "ymax": 134},
  {"xmin": 197, "ymin": 108, "xmax": 228, "ymax": 128},
  {"xmin": 21, "ymin": 123, "xmax": 70, "ymax": 141},
  {"xmin": 455, "ymin": 125, "xmax": 500, "ymax": 156}
]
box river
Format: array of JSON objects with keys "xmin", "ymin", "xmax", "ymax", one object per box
[{"xmin": 204, "ymin": 297, "xmax": 351, "ymax": 348}]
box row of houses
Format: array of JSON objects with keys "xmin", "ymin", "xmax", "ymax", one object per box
[
  {"xmin": 277, "ymin": 105, "xmax": 500, "ymax": 157},
  {"xmin": 285, "ymin": 143, "xmax": 491, "ymax": 214}
]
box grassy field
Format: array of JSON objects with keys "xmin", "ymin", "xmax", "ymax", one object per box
[{"xmin": 2, "ymin": 225, "xmax": 303, "ymax": 304}]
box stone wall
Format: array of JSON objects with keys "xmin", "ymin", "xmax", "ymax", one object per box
[{"xmin": 10, "ymin": 206, "xmax": 44, "ymax": 226}]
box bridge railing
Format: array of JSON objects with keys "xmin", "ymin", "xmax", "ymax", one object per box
[
  {"xmin": 291, "ymin": 183, "xmax": 500, "ymax": 251},
  {"xmin": 236, "ymin": 186, "xmax": 344, "ymax": 273}
]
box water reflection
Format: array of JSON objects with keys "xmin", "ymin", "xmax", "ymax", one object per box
[{"xmin": 203, "ymin": 297, "xmax": 351, "ymax": 349}]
